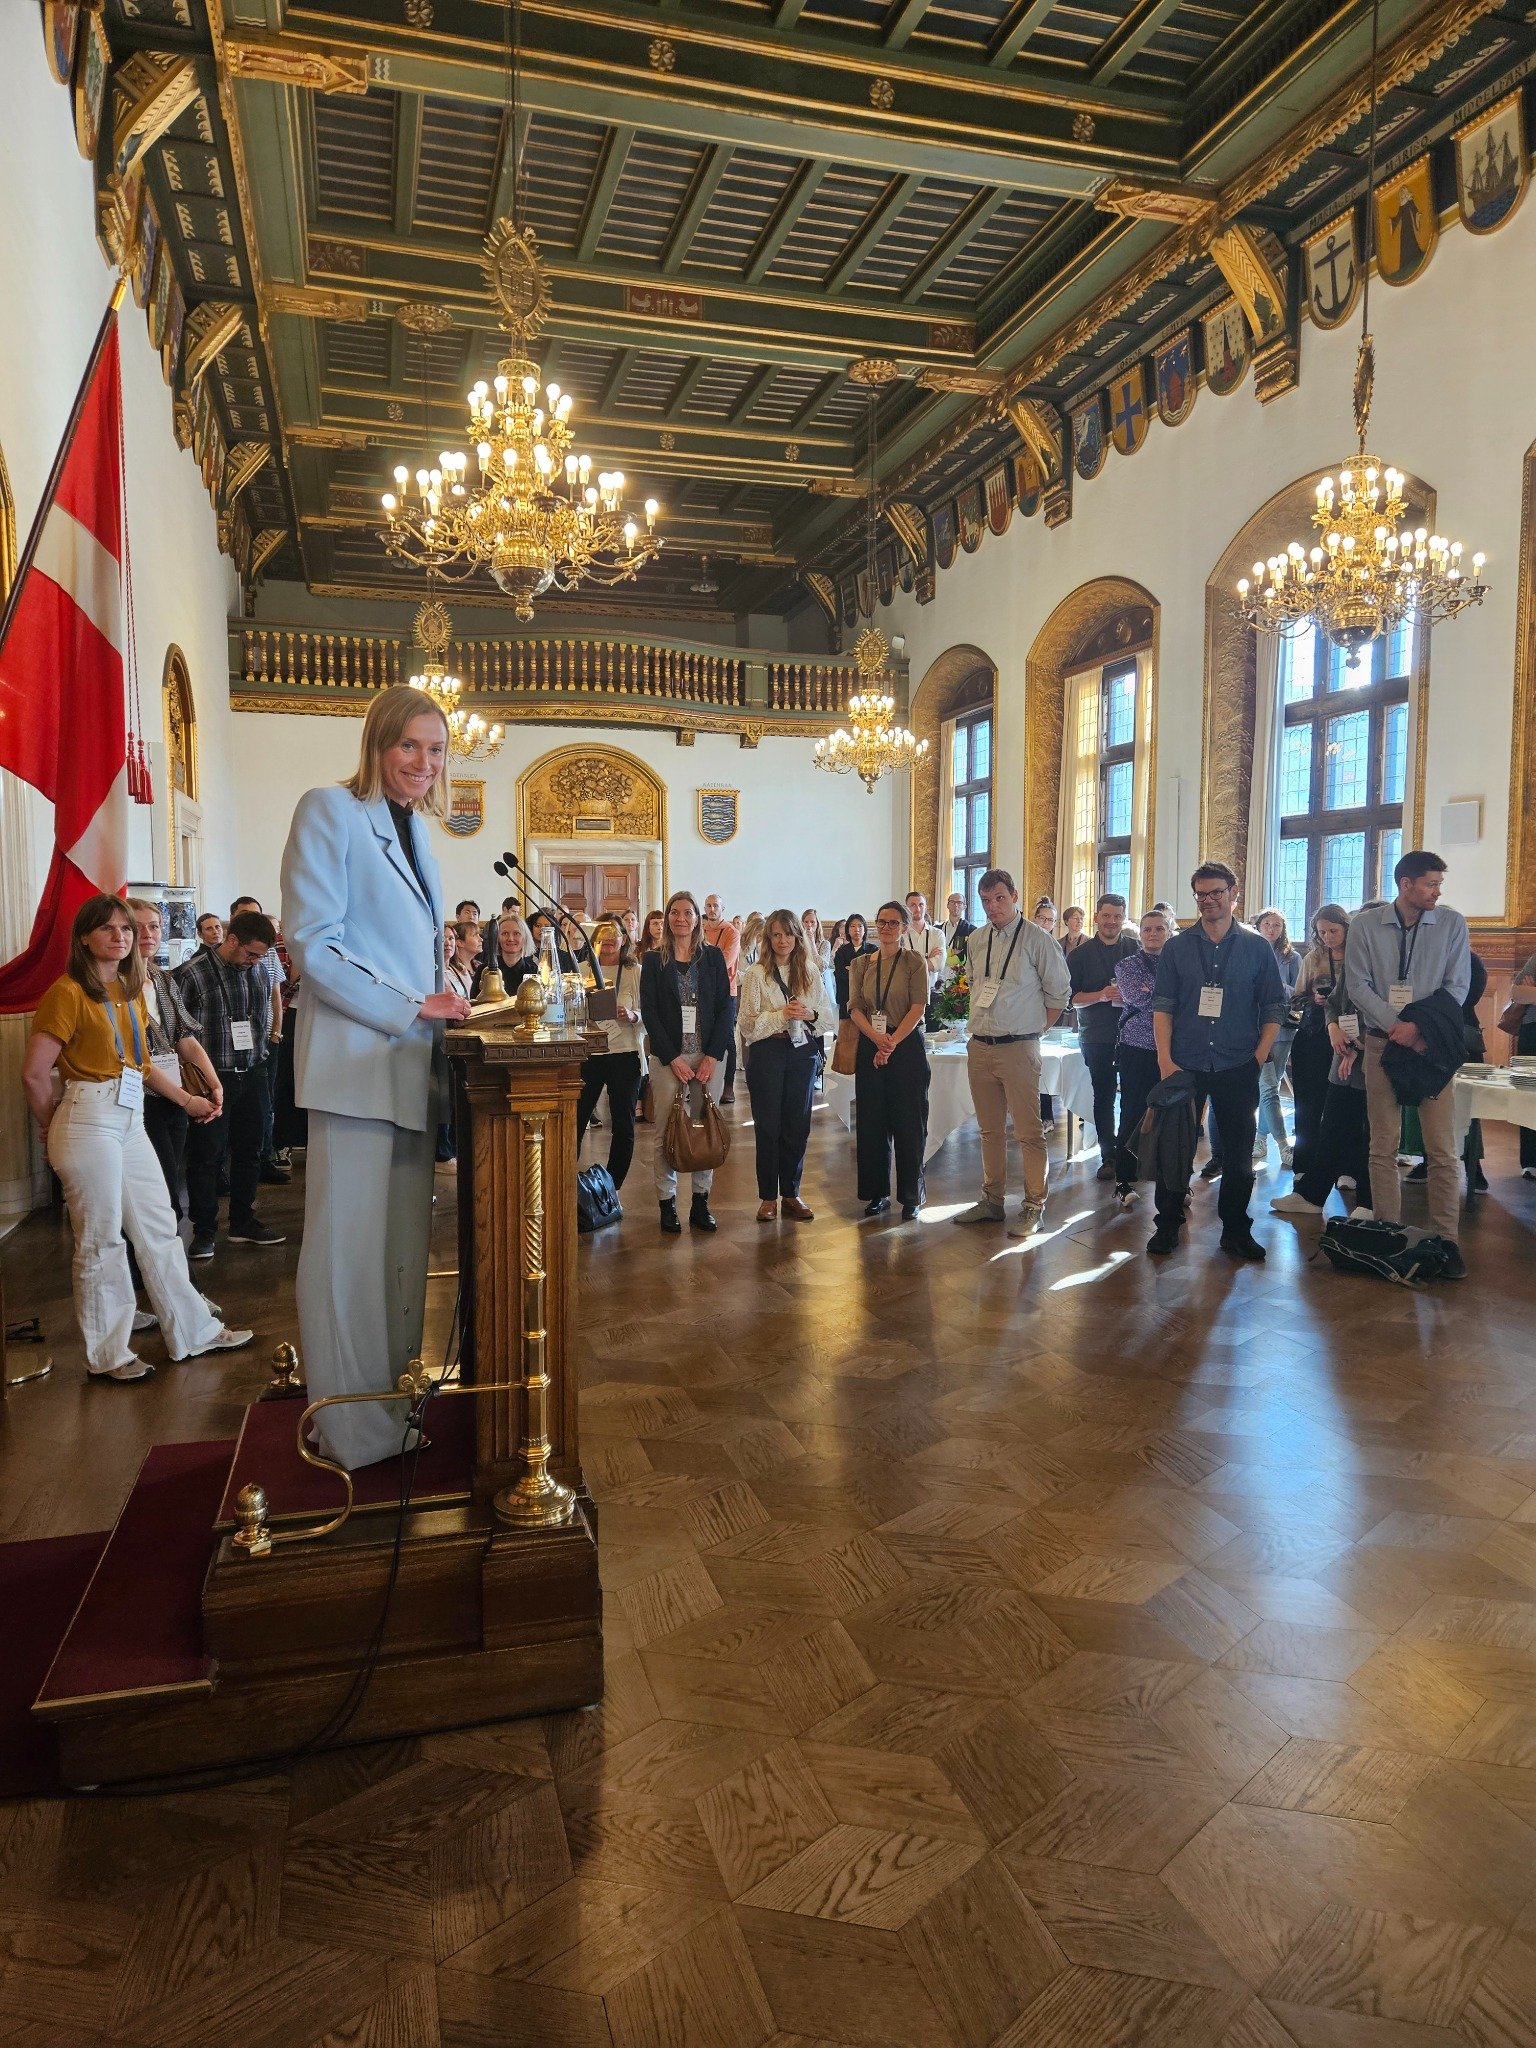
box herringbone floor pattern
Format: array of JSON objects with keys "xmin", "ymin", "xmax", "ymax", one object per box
[{"xmin": 5, "ymin": 1102, "xmax": 1536, "ymax": 2046}]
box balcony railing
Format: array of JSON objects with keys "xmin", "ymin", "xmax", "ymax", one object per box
[{"xmin": 229, "ymin": 625, "xmax": 888, "ymax": 727}]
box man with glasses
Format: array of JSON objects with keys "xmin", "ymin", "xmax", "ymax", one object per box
[
  {"xmin": 1149, "ymin": 861, "xmax": 1286, "ymax": 1261},
  {"xmin": 1068, "ymin": 892, "xmax": 1138, "ymax": 1181},
  {"xmin": 176, "ymin": 910, "xmax": 287, "ymax": 1259}
]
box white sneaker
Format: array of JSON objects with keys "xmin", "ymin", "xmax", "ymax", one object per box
[
  {"xmin": 1279, "ymin": 1145, "xmax": 1294, "ymax": 1169},
  {"xmin": 87, "ymin": 1357, "xmax": 154, "ymax": 1382},
  {"xmin": 1338, "ymin": 1174, "xmax": 1356, "ymax": 1190},
  {"xmin": 1008, "ymin": 1200, "xmax": 1046, "ymax": 1239},
  {"xmin": 131, "ymin": 1308, "xmax": 159, "ymax": 1334},
  {"xmin": 1270, "ymin": 1191, "xmax": 1323, "ymax": 1216},
  {"xmin": 1523, "ymin": 1168, "xmax": 1536, "ymax": 1181},
  {"xmin": 953, "ymin": 1200, "xmax": 1006, "ymax": 1225},
  {"xmin": 1347, "ymin": 1205, "xmax": 1375, "ymax": 1220},
  {"xmin": 191, "ymin": 1327, "xmax": 255, "ymax": 1356},
  {"xmin": 1253, "ymin": 1142, "xmax": 1269, "ymax": 1166}
]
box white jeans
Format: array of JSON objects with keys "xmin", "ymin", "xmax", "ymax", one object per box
[{"xmin": 48, "ymin": 1081, "xmax": 222, "ymax": 1372}]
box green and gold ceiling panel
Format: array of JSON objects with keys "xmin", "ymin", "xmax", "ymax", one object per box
[{"xmin": 411, "ymin": 92, "xmax": 504, "ymax": 234}]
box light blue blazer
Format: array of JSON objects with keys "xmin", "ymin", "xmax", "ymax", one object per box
[{"xmin": 281, "ymin": 785, "xmax": 446, "ymax": 1131}]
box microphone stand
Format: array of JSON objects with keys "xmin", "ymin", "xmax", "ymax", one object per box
[{"xmin": 497, "ymin": 851, "xmax": 605, "ymax": 990}]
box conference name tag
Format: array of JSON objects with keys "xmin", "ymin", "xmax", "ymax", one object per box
[
  {"xmin": 151, "ymin": 1050, "xmax": 181, "ymax": 1082},
  {"xmin": 230, "ymin": 1019, "xmax": 255, "ymax": 1052},
  {"xmin": 972, "ymin": 978, "xmax": 1000, "ymax": 1013},
  {"xmin": 870, "ymin": 1011, "xmax": 888, "ymax": 1036},
  {"xmin": 680, "ymin": 1004, "xmax": 697, "ymax": 1040},
  {"xmin": 1339, "ymin": 1013, "xmax": 1361, "ymax": 1040},
  {"xmin": 1198, "ymin": 985, "xmax": 1224, "ymax": 1019},
  {"xmin": 1389, "ymin": 981, "xmax": 1414, "ymax": 1012},
  {"xmin": 116, "ymin": 1067, "xmax": 145, "ymax": 1112}
]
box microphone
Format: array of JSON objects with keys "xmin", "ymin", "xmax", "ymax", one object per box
[{"xmin": 500, "ymin": 850, "xmax": 605, "ymax": 989}]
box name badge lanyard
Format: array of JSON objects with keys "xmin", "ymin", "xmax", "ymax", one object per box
[
  {"xmin": 1396, "ymin": 916, "xmax": 1421, "ymax": 984},
  {"xmin": 227, "ymin": 957, "xmax": 259, "ymax": 1060},
  {"xmin": 773, "ymin": 964, "xmax": 808, "ymax": 1043},
  {"xmin": 102, "ymin": 994, "xmax": 144, "ymax": 1073},
  {"xmin": 873, "ymin": 952, "xmax": 901, "ymax": 1024},
  {"xmin": 984, "ymin": 920, "xmax": 1026, "ymax": 985},
  {"xmin": 1195, "ymin": 930, "xmax": 1231, "ymax": 1021}
]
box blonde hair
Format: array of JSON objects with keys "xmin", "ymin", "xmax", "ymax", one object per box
[
  {"xmin": 759, "ymin": 909, "xmax": 817, "ymax": 998},
  {"xmin": 343, "ymin": 685, "xmax": 450, "ymax": 819},
  {"xmin": 740, "ymin": 910, "xmax": 765, "ymax": 964},
  {"xmin": 68, "ymin": 894, "xmax": 145, "ymax": 1000}
]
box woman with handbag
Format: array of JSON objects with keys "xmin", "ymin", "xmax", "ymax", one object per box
[
  {"xmin": 20, "ymin": 895, "xmax": 253, "ymax": 1382},
  {"xmin": 577, "ymin": 923, "xmax": 643, "ymax": 1192},
  {"xmin": 639, "ymin": 889, "xmax": 732, "ymax": 1234},
  {"xmin": 848, "ymin": 901, "xmax": 930, "ymax": 1220},
  {"xmin": 740, "ymin": 910, "xmax": 826, "ymax": 1222}
]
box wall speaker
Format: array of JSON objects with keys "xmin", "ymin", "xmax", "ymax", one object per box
[{"xmin": 1439, "ymin": 798, "xmax": 1482, "ymax": 846}]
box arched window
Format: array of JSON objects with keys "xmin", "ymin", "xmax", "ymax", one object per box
[
  {"xmin": 947, "ymin": 675, "xmax": 993, "ymax": 917},
  {"xmin": 1264, "ymin": 620, "xmax": 1414, "ymax": 934}
]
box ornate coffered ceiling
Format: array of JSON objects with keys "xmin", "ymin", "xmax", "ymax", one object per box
[{"xmin": 83, "ymin": 0, "xmax": 1534, "ymax": 621}]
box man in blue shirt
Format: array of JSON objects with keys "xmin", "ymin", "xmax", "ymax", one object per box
[{"xmin": 1150, "ymin": 860, "xmax": 1286, "ymax": 1260}]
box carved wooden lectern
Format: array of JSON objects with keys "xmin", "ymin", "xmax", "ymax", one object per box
[{"xmin": 37, "ymin": 1019, "xmax": 603, "ymax": 1787}]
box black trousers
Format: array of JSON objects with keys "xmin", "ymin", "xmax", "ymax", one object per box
[
  {"xmin": 144, "ymin": 1094, "xmax": 189, "ymax": 1213},
  {"xmin": 723, "ymin": 994, "xmax": 740, "ymax": 1091},
  {"xmin": 1521, "ymin": 1021, "xmax": 1536, "ymax": 1169},
  {"xmin": 257, "ymin": 1040, "xmax": 278, "ymax": 1159},
  {"xmin": 273, "ymin": 1008, "xmax": 306, "ymax": 1152},
  {"xmin": 745, "ymin": 1034, "xmax": 817, "ymax": 1198},
  {"xmin": 1114, "ymin": 1044, "xmax": 1160, "ymax": 1185},
  {"xmin": 186, "ymin": 1066, "xmax": 265, "ymax": 1236},
  {"xmin": 1155, "ymin": 1060, "xmax": 1260, "ymax": 1236},
  {"xmin": 1289, "ymin": 1025, "xmax": 1332, "ymax": 1177},
  {"xmin": 578, "ymin": 1050, "xmax": 641, "ymax": 1190},
  {"xmin": 1296, "ymin": 1083, "xmax": 1372, "ymax": 1209},
  {"xmin": 854, "ymin": 1032, "xmax": 929, "ymax": 1207},
  {"xmin": 1081, "ymin": 1038, "xmax": 1119, "ymax": 1159}
]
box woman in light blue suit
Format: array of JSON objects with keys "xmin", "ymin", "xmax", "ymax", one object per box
[{"xmin": 280, "ymin": 686, "xmax": 472, "ymax": 1469}]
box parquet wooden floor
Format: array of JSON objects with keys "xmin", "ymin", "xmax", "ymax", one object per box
[{"xmin": 5, "ymin": 1101, "xmax": 1536, "ymax": 2047}]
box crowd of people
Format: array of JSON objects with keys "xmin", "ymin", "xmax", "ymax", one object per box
[{"xmin": 16, "ymin": 679, "xmax": 1526, "ymax": 1395}]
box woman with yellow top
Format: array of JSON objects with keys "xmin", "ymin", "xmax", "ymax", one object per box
[{"xmin": 21, "ymin": 895, "xmax": 253, "ymax": 1382}]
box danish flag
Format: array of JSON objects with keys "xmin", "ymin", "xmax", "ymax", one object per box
[{"xmin": 0, "ymin": 316, "xmax": 131, "ymax": 1013}]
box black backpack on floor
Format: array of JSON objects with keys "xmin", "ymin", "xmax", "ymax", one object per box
[{"xmin": 1316, "ymin": 1217, "xmax": 1456, "ymax": 1284}]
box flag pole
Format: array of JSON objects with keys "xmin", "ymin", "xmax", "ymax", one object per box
[{"xmin": 0, "ymin": 275, "xmax": 129, "ymax": 666}]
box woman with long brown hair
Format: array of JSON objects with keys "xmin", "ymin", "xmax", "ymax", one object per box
[
  {"xmin": 739, "ymin": 909, "xmax": 826, "ymax": 1221},
  {"xmin": 848, "ymin": 900, "xmax": 930, "ymax": 1219},
  {"xmin": 21, "ymin": 895, "xmax": 251, "ymax": 1380},
  {"xmin": 638, "ymin": 889, "xmax": 733, "ymax": 1232}
]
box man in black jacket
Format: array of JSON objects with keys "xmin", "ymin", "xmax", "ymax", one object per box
[{"xmin": 1068, "ymin": 893, "xmax": 1139, "ymax": 1181}]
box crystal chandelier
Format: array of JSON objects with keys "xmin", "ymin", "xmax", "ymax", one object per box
[
  {"xmin": 1237, "ymin": 0, "xmax": 1485, "ymax": 666},
  {"xmin": 814, "ymin": 379, "xmax": 927, "ymax": 794},
  {"xmin": 408, "ymin": 595, "xmax": 503, "ymax": 760},
  {"xmin": 380, "ymin": 223, "xmax": 660, "ymax": 621}
]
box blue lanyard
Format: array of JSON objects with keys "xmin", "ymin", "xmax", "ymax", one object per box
[{"xmin": 101, "ymin": 992, "xmax": 143, "ymax": 1070}]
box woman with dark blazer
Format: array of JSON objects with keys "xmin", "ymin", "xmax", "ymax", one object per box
[
  {"xmin": 639, "ymin": 888, "xmax": 732, "ymax": 1234},
  {"xmin": 832, "ymin": 912, "xmax": 876, "ymax": 1019},
  {"xmin": 280, "ymin": 684, "xmax": 473, "ymax": 1470},
  {"xmin": 849, "ymin": 900, "xmax": 930, "ymax": 1220}
]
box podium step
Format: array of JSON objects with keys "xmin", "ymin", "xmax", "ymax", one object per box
[{"xmin": 33, "ymin": 1437, "xmax": 234, "ymax": 1719}]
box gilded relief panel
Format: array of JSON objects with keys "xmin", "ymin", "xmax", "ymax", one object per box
[{"xmin": 517, "ymin": 744, "xmax": 665, "ymax": 848}]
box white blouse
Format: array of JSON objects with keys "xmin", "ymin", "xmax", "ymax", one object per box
[
  {"xmin": 737, "ymin": 959, "xmax": 826, "ymax": 1047},
  {"xmin": 598, "ymin": 960, "xmax": 644, "ymax": 1057}
]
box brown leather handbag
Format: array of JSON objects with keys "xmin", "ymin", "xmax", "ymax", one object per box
[
  {"xmin": 830, "ymin": 1017, "xmax": 860, "ymax": 1075},
  {"xmin": 663, "ymin": 1085, "xmax": 731, "ymax": 1174}
]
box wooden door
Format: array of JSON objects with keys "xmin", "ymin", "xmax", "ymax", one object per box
[{"xmin": 549, "ymin": 863, "xmax": 640, "ymax": 921}]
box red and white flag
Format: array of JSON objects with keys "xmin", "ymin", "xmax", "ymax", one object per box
[{"xmin": 0, "ymin": 320, "xmax": 131, "ymax": 1013}]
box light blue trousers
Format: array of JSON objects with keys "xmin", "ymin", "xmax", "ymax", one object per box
[{"xmin": 297, "ymin": 1108, "xmax": 434, "ymax": 1470}]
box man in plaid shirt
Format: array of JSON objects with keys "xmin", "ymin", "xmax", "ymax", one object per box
[{"xmin": 175, "ymin": 910, "xmax": 285, "ymax": 1260}]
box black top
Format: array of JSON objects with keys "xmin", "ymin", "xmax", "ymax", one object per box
[
  {"xmin": 470, "ymin": 954, "xmax": 538, "ymax": 1003},
  {"xmin": 833, "ymin": 939, "xmax": 877, "ymax": 1016},
  {"xmin": 640, "ymin": 943, "xmax": 732, "ymax": 1066},
  {"xmin": 387, "ymin": 799, "xmax": 431, "ymax": 905},
  {"xmin": 1068, "ymin": 933, "xmax": 1140, "ymax": 1045}
]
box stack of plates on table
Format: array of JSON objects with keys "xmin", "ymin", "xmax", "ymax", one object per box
[{"xmin": 1461, "ymin": 1063, "xmax": 1497, "ymax": 1080}]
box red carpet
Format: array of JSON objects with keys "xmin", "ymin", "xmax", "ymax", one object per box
[
  {"xmin": 0, "ymin": 1529, "xmax": 105, "ymax": 1798},
  {"xmin": 217, "ymin": 1389, "xmax": 474, "ymax": 1528},
  {"xmin": 35, "ymin": 1437, "xmax": 233, "ymax": 1712}
]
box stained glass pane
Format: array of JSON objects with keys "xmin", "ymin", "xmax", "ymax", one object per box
[
  {"xmin": 951, "ymin": 869, "xmax": 966, "ymax": 905},
  {"xmin": 1279, "ymin": 725, "xmax": 1312, "ymax": 815},
  {"xmin": 1382, "ymin": 702, "xmax": 1408, "ymax": 805},
  {"xmin": 1325, "ymin": 711, "xmax": 1369, "ymax": 809},
  {"xmin": 951, "ymin": 724, "xmax": 969, "ymax": 785},
  {"xmin": 1275, "ymin": 838, "xmax": 1310, "ymax": 937},
  {"xmin": 1379, "ymin": 828, "xmax": 1402, "ymax": 896},
  {"xmin": 970, "ymin": 791, "xmax": 990, "ymax": 856},
  {"xmin": 1104, "ymin": 760, "xmax": 1134, "ymax": 838},
  {"xmin": 1326, "ymin": 638, "xmax": 1368, "ymax": 692},
  {"xmin": 970, "ymin": 717, "xmax": 992, "ymax": 781},
  {"xmin": 952, "ymin": 796, "xmax": 966, "ymax": 857},
  {"xmin": 1322, "ymin": 831, "xmax": 1366, "ymax": 908},
  {"xmin": 1105, "ymin": 668, "xmax": 1137, "ymax": 748},
  {"xmin": 1280, "ymin": 625, "xmax": 1317, "ymax": 703},
  {"xmin": 1387, "ymin": 615, "xmax": 1415, "ymax": 679},
  {"xmin": 1104, "ymin": 853, "xmax": 1131, "ymax": 900}
]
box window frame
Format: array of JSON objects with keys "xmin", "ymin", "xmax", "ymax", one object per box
[
  {"xmin": 1097, "ymin": 660, "xmax": 1137, "ymax": 901},
  {"xmin": 949, "ymin": 703, "xmax": 993, "ymax": 918}
]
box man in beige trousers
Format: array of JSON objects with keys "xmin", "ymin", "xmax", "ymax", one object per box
[{"xmin": 954, "ymin": 868, "xmax": 1071, "ymax": 1239}]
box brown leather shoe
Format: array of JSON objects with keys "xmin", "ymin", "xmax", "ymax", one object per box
[
  {"xmin": 756, "ymin": 1199, "xmax": 778, "ymax": 1222},
  {"xmin": 782, "ymin": 1197, "xmax": 815, "ymax": 1222}
]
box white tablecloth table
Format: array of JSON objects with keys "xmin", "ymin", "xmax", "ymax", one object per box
[
  {"xmin": 823, "ymin": 1031, "xmax": 1097, "ymax": 1165},
  {"xmin": 1453, "ymin": 1074, "xmax": 1536, "ymax": 1153}
]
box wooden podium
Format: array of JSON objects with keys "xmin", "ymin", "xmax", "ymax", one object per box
[{"xmin": 35, "ymin": 1018, "xmax": 604, "ymax": 1787}]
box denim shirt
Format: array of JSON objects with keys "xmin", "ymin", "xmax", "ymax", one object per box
[{"xmin": 1152, "ymin": 922, "xmax": 1287, "ymax": 1073}]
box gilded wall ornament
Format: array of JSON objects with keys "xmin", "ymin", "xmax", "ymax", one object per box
[
  {"xmin": 520, "ymin": 746, "xmax": 664, "ymax": 843},
  {"xmin": 404, "ymin": 0, "xmax": 435, "ymax": 24},
  {"xmin": 396, "ymin": 301, "xmax": 454, "ymax": 335},
  {"xmin": 870, "ymin": 78, "xmax": 895, "ymax": 111},
  {"xmin": 649, "ymin": 38, "xmax": 677, "ymax": 72},
  {"xmin": 1073, "ymin": 112, "xmax": 1096, "ymax": 142},
  {"xmin": 225, "ymin": 35, "xmax": 369, "ymax": 94}
]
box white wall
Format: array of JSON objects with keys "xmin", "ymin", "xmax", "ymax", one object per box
[
  {"xmin": 230, "ymin": 710, "xmax": 898, "ymax": 927},
  {"xmin": 883, "ymin": 197, "xmax": 1536, "ymax": 922}
]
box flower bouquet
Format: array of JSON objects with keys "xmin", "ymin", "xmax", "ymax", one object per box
[{"xmin": 930, "ymin": 952, "xmax": 970, "ymax": 1029}]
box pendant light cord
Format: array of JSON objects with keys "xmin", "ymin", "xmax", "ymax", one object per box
[{"xmin": 1354, "ymin": 0, "xmax": 1382, "ymax": 445}]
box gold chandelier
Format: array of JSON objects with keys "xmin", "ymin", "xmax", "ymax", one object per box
[
  {"xmin": 409, "ymin": 596, "xmax": 504, "ymax": 760},
  {"xmin": 1236, "ymin": 0, "xmax": 1486, "ymax": 666},
  {"xmin": 814, "ymin": 380, "xmax": 927, "ymax": 794},
  {"xmin": 380, "ymin": 221, "xmax": 660, "ymax": 620},
  {"xmin": 814, "ymin": 627, "xmax": 928, "ymax": 793}
]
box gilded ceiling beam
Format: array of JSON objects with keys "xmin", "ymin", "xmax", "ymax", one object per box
[
  {"xmin": 111, "ymin": 53, "xmax": 201, "ymax": 180},
  {"xmin": 1089, "ymin": 0, "xmax": 1186, "ymax": 84}
]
